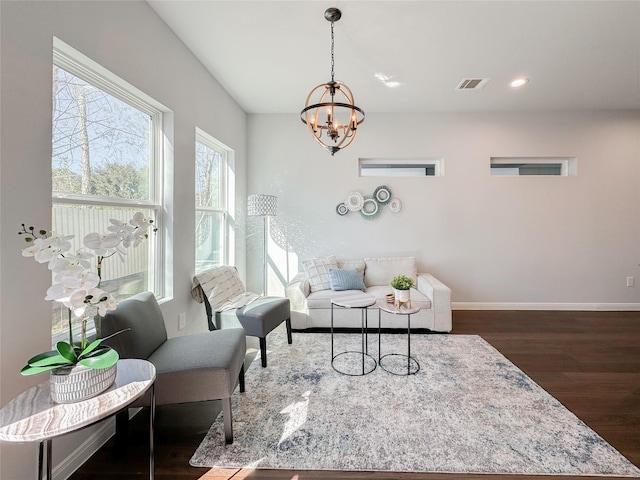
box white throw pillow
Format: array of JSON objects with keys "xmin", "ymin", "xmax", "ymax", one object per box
[
  {"xmin": 337, "ymin": 258, "xmax": 366, "ymax": 279},
  {"xmin": 302, "ymin": 255, "xmax": 338, "ymax": 292},
  {"xmin": 364, "ymin": 256, "xmax": 417, "ymax": 287}
]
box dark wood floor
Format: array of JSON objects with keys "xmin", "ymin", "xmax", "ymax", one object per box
[{"xmin": 71, "ymin": 310, "xmax": 640, "ymax": 480}]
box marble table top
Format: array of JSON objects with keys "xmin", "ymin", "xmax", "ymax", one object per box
[
  {"xmin": 331, "ymin": 292, "xmax": 377, "ymax": 309},
  {"xmin": 378, "ymin": 301, "xmax": 421, "ymax": 315},
  {"xmin": 0, "ymin": 359, "xmax": 156, "ymax": 443}
]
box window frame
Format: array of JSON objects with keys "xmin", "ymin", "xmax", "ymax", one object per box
[
  {"xmin": 51, "ymin": 38, "xmax": 166, "ymax": 344},
  {"xmin": 195, "ymin": 128, "xmax": 233, "ymax": 273}
]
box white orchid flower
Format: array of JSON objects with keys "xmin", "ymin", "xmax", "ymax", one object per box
[
  {"xmin": 21, "ymin": 237, "xmax": 45, "ymax": 258},
  {"xmin": 45, "ymin": 282, "xmax": 77, "ymax": 306},
  {"xmin": 48, "ymin": 251, "xmax": 93, "ymax": 273},
  {"xmin": 130, "ymin": 212, "xmax": 152, "ymax": 233},
  {"xmin": 69, "ymin": 287, "xmax": 117, "ymax": 317},
  {"xmin": 107, "ymin": 219, "xmax": 136, "ymax": 247},
  {"xmin": 83, "ymin": 232, "xmax": 121, "ymax": 256},
  {"xmin": 55, "ymin": 269, "xmax": 100, "ymax": 290},
  {"xmin": 33, "ymin": 234, "xmax": 73, "ymax": 264}
]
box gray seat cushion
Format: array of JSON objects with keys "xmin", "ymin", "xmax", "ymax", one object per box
[
  {"xmin": 235, "ymin": 297, "xmax": 290, "ymax": 337},
  {"xmin": 148, "ymin": 328, "xmax": 246, "ymax": 406}
]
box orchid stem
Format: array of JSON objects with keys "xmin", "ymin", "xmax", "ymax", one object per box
[{"xmin": 68, "ymin": 308, "xmax": 73, "ymax": 346}]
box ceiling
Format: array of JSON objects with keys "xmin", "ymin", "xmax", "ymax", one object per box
[{"xmin": 147, "ymin": 1, "xmax": 640, "ymax": 114}]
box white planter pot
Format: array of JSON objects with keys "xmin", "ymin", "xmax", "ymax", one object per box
[
  {"xmin": 50, "ymin": 363, "xmax": 117, "ymax": 404},
  {"xmin": 394, "ymin": 288, "xmax": 411, "ymax": 308}
]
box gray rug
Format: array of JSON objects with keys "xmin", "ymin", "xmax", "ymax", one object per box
[{"xmin": 190, "ymin": 331, "xmax": 640, "ymax": 476}]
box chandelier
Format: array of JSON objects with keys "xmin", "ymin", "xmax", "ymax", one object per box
[{"xmin": 300, "ymin": 7, "xmax": 365, "ymax": 156}]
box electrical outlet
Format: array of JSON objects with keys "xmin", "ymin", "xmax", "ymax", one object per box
[
  {"xmin": 627, "ymin": 277, "xmax": 635, "ymax": 287},
  {"xmin": 178, "ymin": 313, "xmax": 186, "ymax": 330}
]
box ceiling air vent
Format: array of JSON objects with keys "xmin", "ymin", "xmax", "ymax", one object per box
[{"xmin": 456, "ymin": 78, "xmax": 491, "ymax": 90}]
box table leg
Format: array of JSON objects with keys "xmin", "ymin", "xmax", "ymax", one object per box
[
  {"xmin": 361, "ymin": 308, "xmax": 365, "ymax": 375},
  {"xmin": 378, "ymin": 308, "xmax": 382, "ymax": 364},
  {"xmin": 46, "ymin": 439, "xmax": 52, "ymax": 480},
  {"xmin": 38, "ymin": 441, "xmax": 43, "ymax": 480},
  {"xmin": 331, "ymin": 302, "xmax": 334, "ymax": 361},
  {"xmin": 407, "ymin": 313, "xmax": 411, "ymax": 374},
  {"xmin": 149, "ymin": 384, "xmax": 155, "ymax": 480}
]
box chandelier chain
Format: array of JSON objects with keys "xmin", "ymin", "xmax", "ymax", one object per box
[{"xmin": 330, "ymin": 21, "xmax": 335, "ymax": 83}]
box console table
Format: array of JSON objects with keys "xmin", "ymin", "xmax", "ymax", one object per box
[
  {"xmin": 0, "ymin": 359, "xmax": 156, "ymax": 480},
  {"xmin": 331, "ymin": 292, "xmax": 377, "ymax": 376}
]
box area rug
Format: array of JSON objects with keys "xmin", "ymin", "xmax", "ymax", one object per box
[{"xmin": 190, "ymin": 331, "xmax": 640, "ymax": 476}]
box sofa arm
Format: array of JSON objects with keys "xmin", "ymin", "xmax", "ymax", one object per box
[
  {"xmin": 417, "ymin": 273, "xmax": 452, "ymax": 332},
  {"xmin": 285, "ymin": 272, "xmax": 311, "ymax": 312}
]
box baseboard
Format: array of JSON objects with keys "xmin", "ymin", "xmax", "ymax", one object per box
[
  {"xmin": 52, "ymin": 418, "xmax": 114, "ymax": 480},
  {"xmin": 452, "ymin": 302, "xmax": 640, "ymax": 311},
  {"xmin": 52, "ymin": 407, "xmax": 144, "ymax": 479}
]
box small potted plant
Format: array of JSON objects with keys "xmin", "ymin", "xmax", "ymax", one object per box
[{"xmin": 390, "ymin": 274, "xmax": 415, "ymax": 308}]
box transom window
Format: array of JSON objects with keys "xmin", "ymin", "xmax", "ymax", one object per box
[
  {"xmin": 490, "ymin": 157, "xmax": 577, "ymax": 176},
  {"xmin": 359, "ymin": 158, "xmax": 444, "ymax": 177},
  {"xmin": 51, "ymin": 38, "xmax": 164, "ymax": 339}
]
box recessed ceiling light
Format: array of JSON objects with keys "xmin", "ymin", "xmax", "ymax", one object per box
[{"xmin": 510, "ymin": 77, "xmax": 529, "ymax": 88}]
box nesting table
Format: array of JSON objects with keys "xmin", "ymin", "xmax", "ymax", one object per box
[
  {"xmin": 0, "ymin": 359, "xmax": 156, "ymax": 480},
  {"xmin": 331, "ymin": 292, "xmax": 378, "ymax": 376},
  {"xmin": 378, "ymin": 301, "xmax": 421, "ymax": 375}
]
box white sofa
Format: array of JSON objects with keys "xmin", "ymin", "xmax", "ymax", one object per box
[{"xmin": 285, "ymin": 256, "xmax": 452, "ymax": 332}]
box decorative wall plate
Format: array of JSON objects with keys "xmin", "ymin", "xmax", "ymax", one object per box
[
  {"xmin": 345, "ymin": 191, "xmax": 364, "ymax": 211},
  {"xmin": 373, "ymin": 185, "xmax": 392, "ymax": 205},
  {"xmin": 389, "ymin": 198, "xmax": 402, "ymax": 213},
  {"xmin": 336, "ymin": 203, "xmax": 349, "ymax": 216},
  {"xmin": 359, "ymin": 196, "xmax": 381, "ymax": 220}
]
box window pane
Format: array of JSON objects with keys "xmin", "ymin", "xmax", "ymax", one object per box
[
  {"xmin": 51, "ymin": 204, "xmax": 156, "ymax": 336},
  {"xmin": 196, "ymin": 142, "xmax": 222, "ymax": 209},
  {"xmin": 195, "ymin": 211, "xmax": 224, "ymax": 272},
  {"xmin": 52, "ymin": 66, "xmax": 152, "ymax": 200}
]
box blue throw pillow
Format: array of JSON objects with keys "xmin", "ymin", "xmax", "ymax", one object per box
[{"xmin": 328, "ymin": 268, "xmax": 366, "ymax": 291}]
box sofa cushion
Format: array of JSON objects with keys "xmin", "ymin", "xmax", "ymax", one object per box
[
  {"xmin": 302, "ymin": 255, "xmax": 338, "ymax": 292},
  {"xmin": 306, "ymin": 286, "xmax": 431, "ymax": 310},
  {"xmin": 364, "ymin": 256, "xmax": 417, "ymax": 288},
  {"xmin": 328, "ymin": 268, "xmax": 366, "ymax": 291},
  {"xmin": 337, "ymin": 259, "xmax": 366, "ymax": 279}
]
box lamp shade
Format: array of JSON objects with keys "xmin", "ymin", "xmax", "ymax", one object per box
[{"xmin": 248, "ymin": 194, "xmax": 277, "ymax": 217}]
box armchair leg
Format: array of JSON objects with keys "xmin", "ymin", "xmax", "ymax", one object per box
[
  {"xmin": 259, "ymin": 337, "xmax": 267, "ymax": 368},
  {"xmin": 222, "ymin": 397, "xmax": 233, "ymax": 444},
  {"xmin": 286, "ymin": 317, "xmax": 292, "ymax": 344},
  {"xmin": 239, "ymin": 363, "xmax": 245, "ymax": 393}
]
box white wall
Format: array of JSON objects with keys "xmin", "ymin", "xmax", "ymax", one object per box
[
  {"xmin": 0, "ymin": 1, "xmax": 247, "ymax": 478},
  {"xmin": 248, "ymin": 111, "xmax": 640, "ymax": 308}
]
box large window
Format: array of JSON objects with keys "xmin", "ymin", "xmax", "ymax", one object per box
[
  {"xmin": 51, "ymin": 39, "xmax": 164, "ymax": 338},
  {"xmin": 195, "ymin": 129, "xmax": 231, "ymax": 273}
]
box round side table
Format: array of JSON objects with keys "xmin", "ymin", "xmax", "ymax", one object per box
[
  {"xmin": 331, "ymin": 292, "xmax": 377, "ymax": 376},
  {"xmin": 378, "ymin": 301, "xmax": 421, "ymax": 375}
]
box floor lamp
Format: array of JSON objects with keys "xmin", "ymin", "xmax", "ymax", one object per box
[{"xmin": 248, "ymin": 194, "xmax": 277, "ymax": 294}]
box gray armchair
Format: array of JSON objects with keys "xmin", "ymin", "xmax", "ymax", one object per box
[
  {"xmin": 102, "ymin": 291, "xmax": 246, "ymax": 444},
  {"xmin": 192, "ymin": 266, "xmax": 292, "ymax": 367}
]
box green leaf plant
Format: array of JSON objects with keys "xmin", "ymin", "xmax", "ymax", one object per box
[
  {"xmin": 390, "ymin": 274, "xmax": 415, "ymax": 290},
  {"xmin": 20, "ymin": 329, "xmax": 128, "ymax": 375}
]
